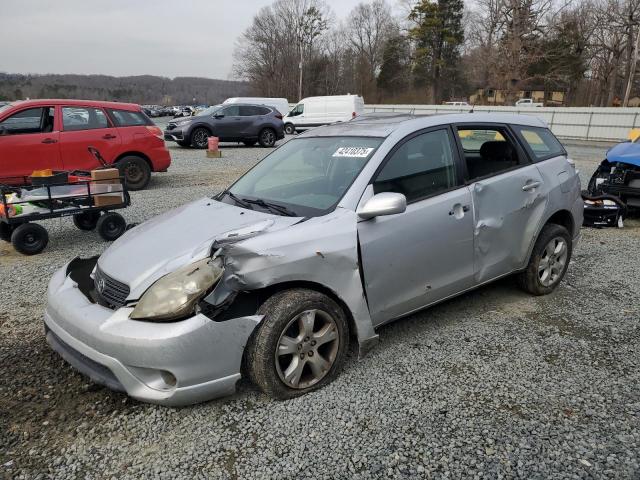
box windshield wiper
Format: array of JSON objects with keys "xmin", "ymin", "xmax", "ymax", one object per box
[
  {"xmin": 243, "ymin": 198, "xmax": 298, "ymax": 217},
  {"xmin": 219, "ymin": 190, "xmax": 253, "ymax": 210}
]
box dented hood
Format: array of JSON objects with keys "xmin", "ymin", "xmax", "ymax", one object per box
[
  {"xmin": 606, "ymin": 141, "xmax": 640, "ymax": 168},
  {"xmin": 97, "ymin": 198, "xmax": 301, "ymax": 298}
]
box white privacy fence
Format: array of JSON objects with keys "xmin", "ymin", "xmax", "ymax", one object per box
[{"xmin": 363, "ymin": 104, "xmax": 640, "ymax": 142}]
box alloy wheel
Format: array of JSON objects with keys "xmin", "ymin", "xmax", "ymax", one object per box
[
  {"xmin": 538, "ymin": 236, "xmax": 568, "ymax": 287},
  {"xmin": 275, "ymin": 309, "xmax": 340, "ymax": 389},
  {"xmin": 261, "ymin": 129, "xmax": 275, "ymax": 146},
  {"xmin": 193, "ymin": 129, "xmax": 208, "ymax": 148}
]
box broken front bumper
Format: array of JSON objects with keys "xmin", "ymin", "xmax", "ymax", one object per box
[{"xmin": 44, "ymin": 262, "xmax": 262, "ymax": 406}]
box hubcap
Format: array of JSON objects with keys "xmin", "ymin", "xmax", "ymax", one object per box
[
  {"xmin": 193, "ymin": 130, "xmax": 208, "ymax": 147},
  {"xmin": 275, "ymin": 309, "xmax": 339, "ymax": 389},
  {"xmin": 261, "ymin": 130, "xmax": 275, "ymax": 145},
  {"xmin": 538, "ymin": 236, "xmax": 568, "ymax": 287},
  {"xmin": 126, "ymin": 165, "xmax": 142, "ymax": 183}
]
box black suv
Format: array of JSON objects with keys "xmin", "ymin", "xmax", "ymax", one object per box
[{"xmin": 164, "ymin": 104, "xmax": 285, "ymax": 148}]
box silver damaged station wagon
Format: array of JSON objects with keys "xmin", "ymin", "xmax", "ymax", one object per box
[{"xmin": 45, "ymin": 113, "xmax": 583, "ymax": 406}]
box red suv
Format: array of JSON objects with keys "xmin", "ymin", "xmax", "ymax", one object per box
[{"xmin": 0, "ymin": 99, "xmax": 171, "ymax": 190}]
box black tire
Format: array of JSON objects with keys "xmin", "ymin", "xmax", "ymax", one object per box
[
  {"xmin": 245, "ymin": 288, "xmax": 350, "ymax": 399},
  {"xmin": 97, "ymin": 212, "xmax": 127, "ymax": 241},
  {"xmin": 0, "ymin": 222, "xmax": 12, "ymax": 242},
  {"xmin": 118, "ymin": 156, "xmax": 151, "ymax": 191},
  {"xmin": 517, "ymin": 223, "xmax": 572, "ymax": 296},
  {"xmin": 243, "ymin": 140, "xmax": 256, "ymax": 147},
  {"xmin": 176, "ymin": 140, "xmax": 190, "ymax": 147},
  {"xmin": 11, "ymin": 223, "xmax": 49, "ymax": 255},
  {"xmin": 258, "ymin": 128, "xmax": 276, "ymax": 147},
  {"xmin": 284, "ymin": 123, "xmax": 296, "ymax": 135},
  {"xmin": 73, "ymin": 211, "xmax": 100, "ymax": 231},
  {"xmin": 190, "ymin": 127, "xmax": 210, "ymax": 149}
]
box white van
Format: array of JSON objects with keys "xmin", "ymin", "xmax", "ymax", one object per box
[
  {"xmin": 283, "ymin": 94, "xmax": 365, "ymax": 134},
  {"xmin": 223, "ymin": 97, "xmax": 290, "ymax": 116}
]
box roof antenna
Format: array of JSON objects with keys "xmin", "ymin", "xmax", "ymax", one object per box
[{"xmin": 469, "ymin": 103, "xmax": 475, "ymax": 113}]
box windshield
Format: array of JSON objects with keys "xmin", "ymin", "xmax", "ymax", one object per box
[
  {"xmin": 195, "ymin": 105, "xmax": 222, "ymax": 117},
  {"xmin": 224, "ymin": 136, "xmax": 383, "ymax": 217}
]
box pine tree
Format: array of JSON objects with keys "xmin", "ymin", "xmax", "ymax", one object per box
[
  {"xmin": 409, "ymin": 0, "xmax": 464, "ymax": 103},
  {"xmin": 377, "ymin": 34, "xmax": 411, "ymax": 98}
]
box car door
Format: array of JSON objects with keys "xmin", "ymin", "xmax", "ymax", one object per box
[
  {"xmin": 0, "ymin": 106, "xmax": 62, "ymax": 181},
  {"xmin": 358, "ymin": 127, "xmax": 475, "ymax": 325},
  {"xmin": 215, "ymin": 105, "xmax": 247, "ymax": 140},
  {"xmin": 59, "ymin": 106, "xmax": 122, "ymax": 171},
  {"xmin": 453, "ymin": 124, "xmax": 548, "ymax": 283},
  {"xmin": 239, "ymin": 105, "xmax": 263, "ymax": 137}
]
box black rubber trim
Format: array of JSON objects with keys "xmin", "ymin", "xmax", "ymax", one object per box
[{"xmin": 45, "ymin": 326, "xmax": 125, "ymax": 393}]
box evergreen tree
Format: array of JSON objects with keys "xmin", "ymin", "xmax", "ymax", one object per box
[
  {"xmin": 409, "ymin": 0, "xmax": 464, "ymax": 103},
  {"xmin": 377, "ymin": 33, "xmax": 411, "ymax": 97}
]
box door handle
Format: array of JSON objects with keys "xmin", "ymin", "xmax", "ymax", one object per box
[
  {"xmin": 522, "ymin": 181, "xmax": 541, "ymax": 191},
  {"xmin": 449, "ymin": 204, "xmax": 470, "ymax": 217},
  {"xmin": 102, "ymin": 134, "xmax": 117, "ymax": 139},
  {"xmin": 41, "ymin": 138, "xmax": 57, "ymax": 144}
]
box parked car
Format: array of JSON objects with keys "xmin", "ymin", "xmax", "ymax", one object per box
[
  {"xmin": 515, "ymin": 98, "xmax": 544, "ymax": 107},
  {"xmin": 223, "ymin": 97, "xmax": 290, "ymax": 117},
  {"xmin": 173, "ymin": 106, "xmax": 195, "ymax": 118},
  {"xmin": 283, "ymin": 94, "xmax": 364, "ymax": 134},
  {"xmin": 45, "ymin": 112, "xmax": 582, "ymax": 405},
  {"xmin": 164, "ymin": 103, "xmax": 284, "ymax": 148},
  {"xmin": 0, "ymin": 99, "xmax": 171, "ymax": 190}
]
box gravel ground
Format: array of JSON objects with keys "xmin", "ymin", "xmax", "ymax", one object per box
[{"xmin": 1, "ymin": 133, "xmax": 639, "ymax": 479}]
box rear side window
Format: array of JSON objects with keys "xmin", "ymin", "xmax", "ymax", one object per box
[
  {"xmin": 108, "ymin": 109, "xmax": 153, "ymax": 127},
  {"xmin": 239, "ymin": 105, "xmax": 262, "ymax": 116},
  {"xmin": 374, "ymin": 129, "xmax": 459, "ymax": 202},
  {"xmin": 455, "ymin": 127, "xmax": 523, "ymax": 181},
  {"xmin": 513, "ymin": 126, "xmax": 565, "ymax": 160},
  {"xmin": 62, "ymin": 107, "xmax": 109, "ymax": 131}
]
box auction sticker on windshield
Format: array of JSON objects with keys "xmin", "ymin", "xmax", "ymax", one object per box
[{"xmin": 333, "ymin": 147, "xmax": 375, "ymax": 158}]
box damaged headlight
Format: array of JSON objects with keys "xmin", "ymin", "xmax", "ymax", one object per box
[{"xmin": 130, "ymin": 257, "xmax": 223, "ymax": 321}]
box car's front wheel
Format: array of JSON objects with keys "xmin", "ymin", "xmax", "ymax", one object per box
[
  {"xmin": 284, "ymin": 123, "xmax": 296, "ymax": 135},
  {"xmin": 190, "ymin": 127, "xmax": 210, "ymax": 149},
  {"xmin": 517, "ymin": 223, "xmax": 572, "ymax": 295},
  {"xmin": 246, "ymin": 289, "xmax": 350, "ymax": 399}
]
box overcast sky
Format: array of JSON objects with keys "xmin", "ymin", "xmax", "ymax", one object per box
[{"xmin": 0, "ymin": 0, "xmax": 375, "ymax": 80}]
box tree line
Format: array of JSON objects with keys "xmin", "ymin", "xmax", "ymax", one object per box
[
  {"xmin": 0, "ymin": 73, "xmax": 250, "ymax": 106},
  {"xmin": 233, "ymin": 0, "xmax": 640, "ymax": 107}
]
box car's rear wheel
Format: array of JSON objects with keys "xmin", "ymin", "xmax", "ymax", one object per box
[
  {"xmin": 258, "ymin": 128, "xmax": 276, "ymax": 147},
  {"xmin": 245, "ymin": 289, "xmax": 349, "ymax": 399},
  {"xmin": 284, "ymin": 123, "xmax": 296, "ymax": 135},
  {"xmin": 118, "ymin": 156, "xmax": 151, "ymax": 191},
  {"xmin": 517, "ymin": 223, "xmax": 572, "ymax": 295},
  {"xmin": 191, "ymin": 127, "xmax": 210, "ymax": 149}
]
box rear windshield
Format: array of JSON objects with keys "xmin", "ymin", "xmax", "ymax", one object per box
[{"xmin": 107, "ymin": 108, "xmax": 153, "ymax": 127}]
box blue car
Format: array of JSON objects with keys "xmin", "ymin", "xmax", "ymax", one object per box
[{"xmin": 588, "ymin": 138, "xmax": 640, "ymax": 208}]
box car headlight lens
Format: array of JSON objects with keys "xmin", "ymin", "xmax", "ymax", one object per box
[
  {"xmin": 130, "ymin": 257, "xmax": 223, "ymax": 321},
  {"xmin": 176, "ymin": 119, "xmax": 192, "ymax": 126}
]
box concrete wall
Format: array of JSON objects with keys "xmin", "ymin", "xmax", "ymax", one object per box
[{"xmin": 364, "ymin": 104, "xmax": 640, "ymax": 142}]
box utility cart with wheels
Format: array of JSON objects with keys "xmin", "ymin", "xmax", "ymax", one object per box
[{"xmin": 0, "ymin": 172, "xmax": 130, "ymax": 255}]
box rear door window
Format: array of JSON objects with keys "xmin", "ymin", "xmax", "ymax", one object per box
[
  {"xmin": 239, "ymin": 106, "xmax": 260, "ymax": 116},
  {"xmin": 455, "ymin": 126, "xmax": 525, "ymax": 181},
  {"xmin": 62, "ymin": 107, "xmax": 109, "ymax": 131},
  {"xmin": 108, "ymin": 109, "xmax": 153, "ymax": 127},
  {"xmin": 513, "ymin": 126, "xmax": 565, "ymax": 161}
]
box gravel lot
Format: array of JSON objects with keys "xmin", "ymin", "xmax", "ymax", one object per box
[{"xmin": 1, "ymin": 129, "xmax": 639, "ymax": 479}]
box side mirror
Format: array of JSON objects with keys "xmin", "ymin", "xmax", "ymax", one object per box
[{"xmin": 357, "ymin": 192, "xmax": 407, "ymax": 220}]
